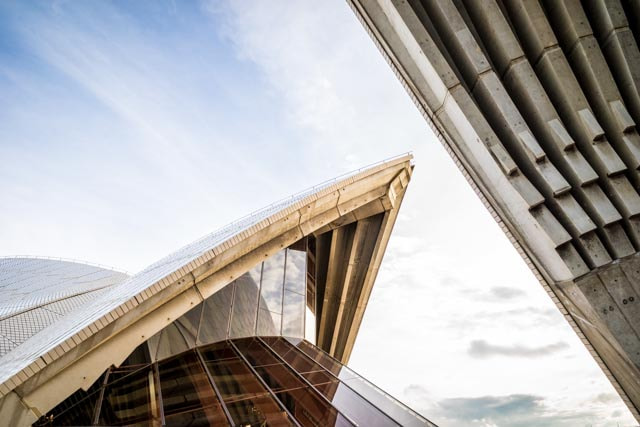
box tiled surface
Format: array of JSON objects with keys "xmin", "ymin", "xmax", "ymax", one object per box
[{"xmin": 0, "ymin": 258, "xmax": 127, "ymax": 357}]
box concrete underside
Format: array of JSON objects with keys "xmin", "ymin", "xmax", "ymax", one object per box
[{"xmin": 348, "ymin": 0, "xmax": 640, "ymax": 420}]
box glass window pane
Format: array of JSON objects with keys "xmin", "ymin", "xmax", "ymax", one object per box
[
  {"xmin": 270, "ymin": 386, "xmax": 351, "ymax": 427},
  {"xmin": 287, "ymin": 338, "xmax": 357, "ymax": 380},
  {"xmin": 322, "ymin": 382, "xmax": 399, "ymax": 427},
  {"xmin": 233, "ymin": 337, "xmax": 282, "ymax": 367},
  {"xmin": 286, "ymin": 338, "xmax": 430, "ymax": 426},
  {"xmin": 282, "ymin": 290, "xmax": 305, "ymax": 338},
  {"xmin": 164, "ymin": 407, "xmax": 229, "ymax": 427},
  {"xmin": 257, "ymin": 308, "xmax": 281, "ymax": 336},
  {"xmin": 262, "ymin": 337, "xmax": 322, "ymax": 374},
  {"xmin": 229, "ymin": 269, "xmax": 261, "ymax": 339},
  {"xmin": 157, "ymin": 351, "xmax": 227, "ymax": 424},
  {"xmin": 302, "ymin": 370, "xmax": 336, "ymax": 388},
  {"xmin": 198, "ymin": 283, "xmax": 234, "ymax": 345},
  {"xmin": 259, "ymin": 251, "xmax": 285, "ymax": 313},
  {"xmin": 233, "ymin": 340, "xmax": 352, "ymax": 427},
  {"xmin": 284, "ymin": 248, "xmax": 306, "ymax": 295},
  {"xmin": 199, "ymin": 341, "xmax": 238, "ymax": 362},
  {"xmin": 205, "ymin": 358, "xmax": 266, "ymax": 401},
  {"xmin": 201, "ymin": 341, "xmax": 269, "ymax": 402},
  {"xmin": 224, "ymin": 394, "xmax": 293, "ymax": 426},
  {"xmin": 342, "ymin": 376, "xmax": 432, "ymax": 427},
  {"xmin": 263, "ymin": 338, "xmax": 396, "ymax": 425},
  {"xmin": 98, "ymin": 366, "xmax": 152, "ymax": 426}
]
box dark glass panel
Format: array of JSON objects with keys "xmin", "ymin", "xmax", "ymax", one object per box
[
  {"xmin": 322, "ymin": 382, "xmax": 399, "ymax": 427},
  {"xmin": 287, "ymin": 338, "xmax": 356, "ymax": 380},
  {"xmin": 157, "ymin": 351, "xmax": 227, "ymax": 424},
  {"xmin": 256, "ymin": 307, "xmax": 281, "ymax": 336},
  {"xmin": 233, "ymin": 337, "xmax": 282, "ymax": 367},
  {"xmin": 199, "ymin": 341, "xmax": 238, "ymax": 362},
  {"xmin": 282, "ymin": 290, "xmax": 305, "ymax": 338},
  {"xmin": 198, "ymin": 283, "xmax": 234, "ymax": 345},
  {"xmin": 263, "ymin": 337, "xmax": 324, "ymax": 374},
  {"xmin": 124, "ymin": 342, "xmax": 152, "ymax": 365},
  {"xmin": 284, "ymin": 248, "xmax": 306, "ymax": 295},
  {"xmin": 98, "ymin": 365, "xmax": 153, "ymax": 426},
  {"xmin": 229, "ymin": 270, "xmax": 261, "ymax": 339},
  {"xmin": 233, "ymin": 338, "xmax": 353, "ymax": 427},
  {"xmin": 204, "ymin": 358, "xmax": 267, "ymax": 401},
  {"xmin": 259, "ymin": 251, "xmax": 285, "ymax": 314},
  {"xmin": 33, "ymin": 373, "xmax": 105, "ymax": 426},
  {"xmin": 271, "ymin": 386, "xmax": 352, "ymax": 427},
  {"xmin": 301, "ymin": 370, "xmax": 336, "ymax": 387},
  {"xmin": 307, "ymin": 378, "xmax": 340, "ymax": 397},
  {"xmin": 164, "ymin": 407, "xmax": 229, "ymax": 427},
  {"xmin": 224, "ymin": 394, "xmax": 293, "ymax": 426}
]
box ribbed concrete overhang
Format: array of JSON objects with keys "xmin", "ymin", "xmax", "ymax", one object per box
[
  {"xmin": 0, "ymin": 155, "xmax": 413, "ymax": 426},
  {"xmin": 348, "ymin": 0, "xmax": 640, "ymax": 420}
]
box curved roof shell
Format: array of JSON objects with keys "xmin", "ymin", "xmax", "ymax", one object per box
[
  {"xmin": 0, "ymin": 154, "xmax": 413, "ymax": 425},
  {"xmin": 0, "ymin": 258, "xmax": 129, "ymax": 357}
]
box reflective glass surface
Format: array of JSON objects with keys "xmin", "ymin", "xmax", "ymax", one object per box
[
  {"xmin": 288, "ymin": 338, "xmax": 436, "ymax": 427},
  {"xmin": 259, "ymin": 251, "xmax": 286, "ymax": 314},
  {"xmin": 145, "ymin": 243, "xmax": 312, "ymax": 362},
  {"xmin": 256, "ymin": 308, "xmax": 281, "ymax": 336},
  {"xmin": 229, "ymin": 265, "xmax": 261, "ymax": 338},
  {"xmin": 158, "ymin": 351, "xmax": 227, "ymax": 424},
  {"xmin": 266, "ymin": 338, "xmax": 398, "ymax": 426},
  {"xmin": 36, "ymin": 338, "xmax": 435, "ymax": 427},
  {"xmin": 197, "ymin": 284, "xmax": 233, "ymax": 345},
  {"xmin": 98, "ymin": 366, "xmax": 153, "ymax": 426},
  {"xmin": 282, "ymin": 290, "xmax": 305, "ymax": 337},
  {"xmin": 284, "ymin": 249, "xmax": 306, "ymax": 295}
]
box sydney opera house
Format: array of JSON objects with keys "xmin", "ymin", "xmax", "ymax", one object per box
[{"xmin": 0, "ymin": 155, "xmax": 438, "ymax": 425}]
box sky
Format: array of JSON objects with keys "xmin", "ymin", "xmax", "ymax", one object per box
[{"xmin": 0, "ymin": 1, "xmax": 635, "ymax": 426}]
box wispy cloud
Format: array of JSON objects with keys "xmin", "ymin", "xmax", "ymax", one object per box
[
  {"xmin": 486, "ymin": 286, "xmax": 526, "ymax": 300},
  {"xmin": 435, "ymin": 394, "xmax": 599, "ymax": 427},
  {"xmin": 468, "ymin": 340, "xmax": 569, "ymax": 359}
]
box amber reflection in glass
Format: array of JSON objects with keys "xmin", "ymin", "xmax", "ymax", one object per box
[
  {"xmin": 98, "ymin": 365, "xmax": 152, "ymax": 426},
  {"xmin": 35, "ymin": 337, "xmax": 434, "ymax": 426},
  {"xmin": 157, "ymin": 351, "xmax": 227, "ymax": 424}
]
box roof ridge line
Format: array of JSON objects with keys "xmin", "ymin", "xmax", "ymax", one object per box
[{"xmin": 0, "ymin": 256, "xmax": 132, "ymax": 275}]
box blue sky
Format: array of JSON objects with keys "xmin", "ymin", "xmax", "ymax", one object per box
[{"xmin": 0, "ymin": 1, "xmax": 636, "ymax": 426}]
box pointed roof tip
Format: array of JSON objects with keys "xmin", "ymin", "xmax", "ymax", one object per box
[{"xmin": 0, "ymin": 155, "xmax": 414, "ymax": 407}]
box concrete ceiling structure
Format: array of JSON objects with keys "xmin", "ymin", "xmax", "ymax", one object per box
[
  {"xmin": 348, "ymin": 0, "xmax": 640, "ymax": 421},
  {"xmin": 0, "ymin": 154, "xmax": 413, "ymax": 426}
]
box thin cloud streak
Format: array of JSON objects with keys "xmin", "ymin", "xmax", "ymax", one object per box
[{"xmin": 468, "ymin": 340, "xmax": 570, "ymax": 359}]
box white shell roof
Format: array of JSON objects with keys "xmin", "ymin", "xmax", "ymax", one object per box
[
  {"xmin": 0, "ymin": 258, "xmax": 129, "ymax": 357},
  {"xmin": 0, "ymin": 154, "xmax": 412, "ymax": 396}
]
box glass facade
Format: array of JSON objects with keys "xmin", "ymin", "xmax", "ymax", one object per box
[
  {"xmin": 32, "ymin": 238, "xmax": 434, "ymax": 426},
  {"xmin": 35, "ymin": 337, "xmax": 435, "ymax": 426},
  {"xmin": 147, "ymin": 242, "xmax": 314, "ymax": 361}
]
